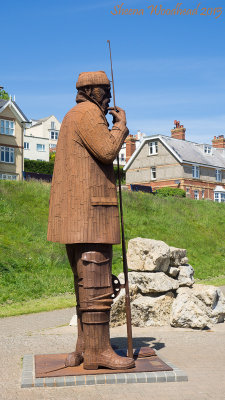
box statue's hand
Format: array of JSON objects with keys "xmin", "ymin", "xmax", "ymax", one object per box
[{"xmin": 108, "ymin": 106, "xmax": 127, "ymax": 125}]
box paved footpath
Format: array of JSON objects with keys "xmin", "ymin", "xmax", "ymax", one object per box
[{"xmin": 1, "ymin": 300, "xmax": 225, "ymax": 400}]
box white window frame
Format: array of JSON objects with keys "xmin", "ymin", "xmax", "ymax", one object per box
[
  {"xmin": 149, "ymin": 141, "xmax": 158, "ymax": 155},
  {"xmin": 214, "ymin": 192, "xmax": 225, "ymax": 203},
  {"xmin": 24, "ymin": 142, "xmax": 29, "ymax": 150},
  {"xmin": 50, "ymin": 131, "xmax": 58, "ymax": 140},
  {"xmin": 0, "ymin": 119, "xmax": 15, "ymax": 136},
  {"xmin": 0, "ymin": 173, "xmax": 17, "ymax": 180},
  {"xmin": 151, "ymin": 166, "xmax": 156, "ymax": 180},
  {"xmin": 202, "ymin": 189, "xmax": 205, "ymax": 199},
  {"xmin": 194, "ymin": 190, "xmax": 199, "ymax": 200},
  {"xmin": 36, "ymin": 144, "xmax": 45, "ymax": 152},
  {"xmin": 216, "ymin": 169, "xmax": 222, "ymax": 182},
  {"xmin": 0, "ymin": 146, "xmax": 14, "ymax": 163},
  {"xmin": 192, "ymin": 165, "xmax": 200, "ymax": 179},
  {"xmin": 204, "ymin": 145, "xmax": 212, "ymax": 154}
]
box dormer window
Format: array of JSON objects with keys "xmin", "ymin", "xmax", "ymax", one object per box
[
  {"xmin": 149, "ymin": 141, "xmax": 158, "ymax": 155},
  {"xmin": 204, "ymin": 145, "xmax": 212, "ymax": 154}
]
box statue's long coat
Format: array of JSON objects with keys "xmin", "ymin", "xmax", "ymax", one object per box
[{"xmin": 47, "ymin": 97, "xmax": 128, "ymax": 244}]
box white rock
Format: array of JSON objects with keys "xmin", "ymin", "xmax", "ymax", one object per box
[
  {"xmin": 69, "ymin": 314, "xmax": 77, "ymax": 326},
  {"xmin": 191, "ymin": 284, "xmax": 225, "ymax": 324},
  {"xmin": 169, "ymin": 246, "xmax": 188, "ymax": 266},
  {"xmin": 178, "ymin": 264, "xmax": 195, "ymax": 287},
  {"xmin": 167, "ymin": 266, "xmax": 179, "ymax": 278},
  {"xmin": 171, "ymin": 285, "xmax": 225, "ymax": 328},
  {"xmin": 171, "ymin": 288, "xmax": 210, "ymax": 329},
  {"xmin": 127, "ymin": 237, "xmax": 170, "ymax": 272},
  {"xmin": 131, "ymin": 292, "xmax": 175, "ymax": 327},
  {"xmin": 121, "ymin": 271, "xmax": 179, "ymax": 294}
]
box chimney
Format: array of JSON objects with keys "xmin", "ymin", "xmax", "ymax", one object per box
[
  {"xmin": 171, "ymin": 120, "xmax": 186, "ymax": 140},
  {"xmin": 125, "ymin": 134, "xmax": 137, "ymax": 162},
  {"xmin": 212, "ymin": 135, "xmax": 225, "ymax": 148}
]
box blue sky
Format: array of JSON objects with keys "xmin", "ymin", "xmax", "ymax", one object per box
[{"xmin": 1, "ymin": 0, "xmax": 224, "ymax": 144}]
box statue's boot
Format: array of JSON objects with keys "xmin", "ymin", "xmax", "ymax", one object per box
[
  {"xmin": 65, "ymin": 307, "xmax": 84, "ymax": 367},
  {"xmin": 82, "ymin": 311, "xmax": 135, "ymax": 370}
]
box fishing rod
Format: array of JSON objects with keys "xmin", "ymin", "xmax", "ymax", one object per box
[{"xmin": 107, "ymin": 40, "xmax": 133, "ymax": 359}]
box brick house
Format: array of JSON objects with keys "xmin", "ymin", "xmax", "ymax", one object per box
[
  {"xmin": 124, "ymin": 121, "xmax": 225, "ymax": 202},
  {"xmin": 0, "ymin": 99, "xmax": 30, "ymax": 181}
]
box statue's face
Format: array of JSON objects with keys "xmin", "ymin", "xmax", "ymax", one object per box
[{"xmin": 100, "ymin": 85, "xmax": 111, "ymax": 114}]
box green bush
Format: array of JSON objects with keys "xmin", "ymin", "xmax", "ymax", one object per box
[
  {"xmin": 155, "ymin": 187, "xmax": 186, "ymax": 198},
  {"xmin": 24, "ymin": 159, "xmax": 54, "ymax": 175}
]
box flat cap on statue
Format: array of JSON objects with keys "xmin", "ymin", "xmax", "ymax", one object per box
[{"xmin": 76, "ymin": 71, "xmax": 110, "ymax": 88}]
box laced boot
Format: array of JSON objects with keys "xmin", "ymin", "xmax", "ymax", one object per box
[
  {"xmin": 82, "ymin": 311, "xmax": 135, "ymax": 370},
  {"xmin": 65, "ymin": 308, "xmax": 84, "ymax": 367}
]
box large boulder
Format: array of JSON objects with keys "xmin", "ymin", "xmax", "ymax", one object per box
[
  {"xmin": 191, "ymin": 284, "xmax": 225, "ymax": 324},
  {"xmin": 170, "ymin": 289, "xmax": 210, "ymax": 329},
  {"xmin": 171, "ymin": 285, "xmax": 225, "ymax": 329},
  {"xmin": 118, "ymin": 271, "xmax": 179, "ymax": 294},
  {"xmin": 177, "ymin": 264, "xmax": 195, "ymax": 287},
  {"xmin": 169, "ymin": 246, "xmax": 188, "ymax": 266},
  {"xmin": 127, "ymin": 237, "xmax": 170, "ymax": 273},
  {"xmin": 131, "ymin": 292, "xmax": 175, "ymax": 327}
]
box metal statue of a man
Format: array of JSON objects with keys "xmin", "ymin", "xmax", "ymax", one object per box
[{"xmin": 47, "ymin": 71, "xmax": 135, "ymax": 370}]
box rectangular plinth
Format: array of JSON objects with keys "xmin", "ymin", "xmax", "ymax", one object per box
[{"xmin": 21, "ymin": 351, "xmax": 188, "ymax": 388}]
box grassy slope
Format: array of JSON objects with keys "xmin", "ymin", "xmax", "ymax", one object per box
[{"xmin": 1, "ymin": 181, "xmax": 225, "ymax": 316}]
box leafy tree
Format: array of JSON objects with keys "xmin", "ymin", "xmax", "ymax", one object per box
[{"xmin": 0, "ymin": 89, "xmax": 10, "ymax": 100}]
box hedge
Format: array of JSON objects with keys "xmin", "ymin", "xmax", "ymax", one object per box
[
  {"xmin": 24, "ymin": 159, "xmax": 125, "ymax": 182},
  {"xmin": 155, "ymin": 187, "xmax": 186, "ymax": 198},
  {"xmin": 24, "ymin": 160, "xmax": 54, "ymax": 175}
]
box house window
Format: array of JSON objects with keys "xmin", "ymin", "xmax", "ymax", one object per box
[
  {"xmin": 24, "ymin": 142, "xmax": 29, "ymax": 150},
  {"xmin": 49, "ymin": 143, "xmax": 56, "ymax": 149},
  {"xmin": 151, "ymin": 167, "xmax": 156, "ymax": 180},
  {"xmin": 149, "ymin": 141, "xmax": 158, "ymax": 155},
  {"xmin": 202, "ymin": 189, "xmax": 205, "ymax": 199},
  {"xmin": 0, "ymin": 146, "xmax": 14, "ymax": 163},
  {"xmin": 194, "ymin": 190, "xmax": 199, "ymax": 200},
  {"xmin": 51, "ymin": 121, "xmax": 55, "ymax": 129},
  {"xmin": 0, "ymin": 119, "xmax": 15, "ymax": 135},
  {"xmin": 50, "ymin": 131, "xmax": 58, "ymax": 140},
  {"xmin": 192, "ymin": 165, "xmax": 200, "ymax": 179},
  {"xmin": 216, "ymin": 169, "xmax": 222, "ymax": 182},
  {"xmin": 214, "ymin": 192, "xmax": 225, "ymax": 202},
  {"xmin": 0, "ymin": 173, "xmax": 17, "ymax": 180},
  {"xmin": 36, "ymin": 144, "xmax": 45, "ymax": 152},
  {"xmin": 186, "ymin": 187, "xmax": 190, "ymax": 194},
  {"xmin": 204, "ymin": 145, "xmax": 212, "ymax": 154},
  {"xmin": 121, "ymin": 153, "xmax": 125, "ymax": 162}
]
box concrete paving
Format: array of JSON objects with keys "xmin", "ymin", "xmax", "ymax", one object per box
[{"xmin": 1, "ymin": 301, "xmax": 225, "ymax": 400}]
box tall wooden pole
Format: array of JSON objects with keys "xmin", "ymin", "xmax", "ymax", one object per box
[{"xmin": 107, "ymin": 40, "xmax": 133, "ymax": 359}]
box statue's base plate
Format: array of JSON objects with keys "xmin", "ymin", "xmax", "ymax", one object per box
[
  {"xmin": 35, "ymin": 347, "xmax": 172, "ymax": 378},
  {"xmin": 21, "ymin": 352, "xmax": 188, "ymax": 387}
]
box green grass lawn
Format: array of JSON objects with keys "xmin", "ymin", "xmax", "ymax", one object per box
[{"xmin": 1, "ymin": 180, "xmax": 225, "ymax": 317}]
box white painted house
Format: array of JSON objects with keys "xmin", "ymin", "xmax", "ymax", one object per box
[{"xmin": 24, "ymin": 115, "xmax": 61, "ymax": 161}]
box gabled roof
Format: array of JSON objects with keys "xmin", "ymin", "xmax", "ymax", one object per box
[
  {"xmin": 0, "ymin": 99, "xmax": 29, "ymax": 123},
  {"xmin": 31, "ymin": 116, "xmax": 53, "ymax": 127},
  {"xmin": 124, "ymin": 134, "xmax": 225, "ymax": 171}
]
